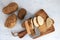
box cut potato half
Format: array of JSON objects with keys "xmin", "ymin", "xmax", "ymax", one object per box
[{"xmin": 46, "ymin": 18, "xmax": 54, "ymax": 28}]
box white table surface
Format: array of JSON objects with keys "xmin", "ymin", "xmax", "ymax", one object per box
[{"xmin": 0, "ymin": 0, "xmax": 60, "ymax": 40}]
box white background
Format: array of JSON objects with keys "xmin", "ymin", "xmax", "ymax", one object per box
[{"xmin": 0, "ymin": 0, "xmax": 60, "ymax": 40}]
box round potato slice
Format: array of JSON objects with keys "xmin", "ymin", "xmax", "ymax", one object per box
[
  {"xmin": 30, "ymin": 19, "xmax": 34, "ymax": 29},
  {"xmin": 33, "ymin": 17, "xmax": 39, "ymax": 27},
  {"xmin": 5, "ymin": 14, "xmax": 17, "ymax": 28},
  {"xmin": 37, "ymin": 16, "xmax": 44, "ymax": 26}
]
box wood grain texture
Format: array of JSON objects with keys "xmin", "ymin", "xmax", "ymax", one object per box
[{"xmin": 33, "ymin": 25, "xmax": 55, "ymax": 39}]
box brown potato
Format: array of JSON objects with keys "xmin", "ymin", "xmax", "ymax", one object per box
[
  {"xmin": 5, "ymin": 14, "xmax": 17, "ymax": 28},
  {"xmin": 3, "ymin": 2, "xmax": 18, "ymax": 14},
  {"xmin": 35, "ymin": 9, "xmax": 48, "ymax": 21},
  {"xmin": 18, "ymin": 8, "xmax": 27, "ymax": 20}
]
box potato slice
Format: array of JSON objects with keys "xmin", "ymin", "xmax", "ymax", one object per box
[
  {"xmin": 37, "ymin": 16, "xmax": 44, "ymax": 26},
  {"xmin": 30, "ymin": 19, "xmax": 34, "ymax": 29},
  {"xmin": 5, "ymin": 14, "xmax": 17, "ymax": 28},
  {"xmin": 25, "ymin": 21, "xmax": 31, "ymax": 34},
  {"xmin": 23, "ymin": 18, "xmax": 35, "ymax": 35},
  {"xmin": 46, "ymin": 18, "xmax": 54, "ymax": 28},
  {"xmin": 33, "ymin": 17, "xmax": 39, "ymax": 27},
  {"xmin": 28, "ymin": 19, "xmax": 35, "ymax": 36}
]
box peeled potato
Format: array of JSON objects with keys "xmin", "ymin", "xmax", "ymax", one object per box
[
  {"xmin": 5, "ymin": 14, "xmax": 17, "ymax": 28},
  {"xmin": 46, "ymin": 18, "xmax": 54, "ymax": 28}
]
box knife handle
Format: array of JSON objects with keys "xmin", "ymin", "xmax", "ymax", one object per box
[{"xmin": 18, "ymin": 30, "xmax": 27, "ymax": 38}]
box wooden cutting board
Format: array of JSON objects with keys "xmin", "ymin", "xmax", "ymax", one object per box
[{"xmin": 33, "ymin": 25, "xmax": 55, "ymax": 39}]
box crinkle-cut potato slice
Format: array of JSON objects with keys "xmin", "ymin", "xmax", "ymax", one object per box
[{"xmin": 5, "ymin": 14, "xmax": 17, "ymax": 28}]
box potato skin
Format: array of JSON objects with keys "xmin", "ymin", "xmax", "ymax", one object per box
[
  {"xmin": 5, "ymin": 14, "xmax": 17, "ymax": 28},
  {"xmin": 18, "ymin": 8, "xmax": 27, "ymax": 20},
  {"xmin": 3, "ymin": 2, "xmax": 18, "ymax": 14}
]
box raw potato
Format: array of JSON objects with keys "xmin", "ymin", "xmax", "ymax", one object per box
[
  {"xmin": 33, "ymin": 17, "xmax": 39, "ymax": 27},
  {"xmin": 30, "ymin": 19, "xmax": 34, "ymax": 29},
  {"xmin": 37, "ymin": 16, "xmax": 44, "ymax": 26},
  {"xmin": 25, "ymin": 18, "xmax": 35, "ymax": 35},
  {"xmin": 18, "ymin": 8, "xmax": 27, "ymax": 20},
  {"xmin": 22, "ymin": 21, "xmax": 25, "ymax": 28},
  {"xmin": 22, "ymin": 18, "xmax": 31, "ymax": 28},
  {"xmin": 35, "ymin": 9, "xmax": 48, "ymax": 21},
  {"xmin": 3, "ymin": 2, "xmax": 18, "ymax": 14},
  {"xmin": 22, "ymin": 9, "xmax": 55, "ymax": 38},
  {"xmin": 5, "ymin": 14, "xmax": 17, "ymax": 28},
  {"xmin": 27, "ymin": 19, "xmax": 35, "ymax": 35},
  {"xmin": 29, "ymin": 19, "xmax": 35, "ymax": 36},
  {"xmin": 25, "ymin": 21, "xmax": 31, "ymax": 34},
  {"xmin": 46, "ymin": 18, "xmax": 54, "ymax": 28}
]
